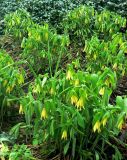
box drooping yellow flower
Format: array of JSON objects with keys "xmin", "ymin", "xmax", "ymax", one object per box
[
  {"xmin": 105, "ymin": 78, "xmax": 110, "ymax": 87},
  {"xmin": 33, "ymin": 84, "xmax": 41, "ymax": 94},
  {"xmin": 98, "ymin": 17, "xmax": 101, "ymax": 22},
  {"xmin": 61, "ymin": 130, "xmax": 67, "ymax": 140},
  {"xmin": 19, "ymin": 104, "xmax": 24, "ymax": 114},
  {"xmin": 36, "ymin": 34, "xmax": 41, "ymax": 41},
  {"xmin": 101, "ymin": 117, "xmax": 108, "ymax": 127},
  {"xmin": 50, "ymin": 88, "xmax": 55, "ymax": 95},
  {"xmin": 109, "ymin": 28, "xmax": 112, "ymax": 34},
  {"xmin": 6, "ymin": 86, "xmax": 11, "ymax": 93},
  {"xmin": 117, "ymin": 119, "xmax": 123, "ymax": 130},
  {"xmin": 99, "ymin": 87, "xmax": 105, "ymax": 96},
  {"xmin": 93, "ymin": 121, "xmax": 101, "ymax": 133},
  {"xmin": 122, "ymin": 69, "xmax": 125, "ymax": 76},
  {"xmin": 74, "ymin": 79, "xmax": 79, "ymax": 86},
  {"xmin": 41, "ymin": 108, "xmax": 47, "ymax": 119},
  {"xmin": 66, "ymin": 70, "xmax": 73, "ymax": 80},
  {"xmin": 76, "ymin": 97, "xmax": 84, "ymax": 110},
  {"xmin": 45, "ymin": 32, "xmax": 49, "ymax": 41},
  {"xmin": 3, "ymin": 80, "xmax": 8, "ymax": 87},
  {"xmin": 1, "ymin": 143, "xmax": 9, "ymax": 160},
  {"xmin": 101, "ymin": 65, "xmax": 105, "ymax": 70},
  {"xmin": 113, "ymin": 63, "xmax": 117, "ymax": 70},
  {"xmin": 71, "ymin": 95, "xmax": 78, "ymax": 105}
]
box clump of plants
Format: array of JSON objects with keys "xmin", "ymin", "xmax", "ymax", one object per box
[
  {"xmin": 16, "ymin": 65, "xmax": 127, "ymax": 159},
  {"xmin": 4, "ymin": 9, "xmax": 33, "ymax": 40},
  {"xmin": 0, "ymin": 51, "xmax": 25, "ymax": 123},
  {"xmin": 0, "ymin": 143, "xmax": 34, "ymax": 160},
  {"xmin": 64, "ymin": 5, "xmax": 126, "ymax": 44},
  {"xmin": 84, "ymin": 34, "xmax": 127, "ymax": 77},
  {"xmin": 1, "ymin": 3, "xmax": 127, "ymax": 160},
  {"xmin": 21, "ymin": 23, "xmax": 69, "ymax": 73}
]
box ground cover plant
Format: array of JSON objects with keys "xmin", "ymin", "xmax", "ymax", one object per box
[{"xmin": 0, "ymin": 4, "xmax": 127, "ymax": 160}]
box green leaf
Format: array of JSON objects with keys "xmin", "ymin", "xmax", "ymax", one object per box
[
  {"xmin": 124, "ymin": 98, "xmax": 127, "ymax": 114},
  {"xmin": 116, "ymin": 96, "xmax": 123, "ymax": 108},
  {"xmin": 64, "ymin": 141, "xmax": 70, "ymax": 155},
  {"xmin": 50, "ymin": 120, "xmax": 54, "ymax": 136},
  {"xmin": 95, "ymin": 151, "xmax": 99, "ymax": 160},
  {"xmin": 77, "ymin": 111, "xmax": 85, "ymax": 128}
]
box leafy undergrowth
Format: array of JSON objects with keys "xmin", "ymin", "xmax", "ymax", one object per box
[{"xmin": 0, "ymin": 5, "xmax": 127, "ymax": 160}]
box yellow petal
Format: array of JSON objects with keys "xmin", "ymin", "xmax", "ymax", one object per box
[
  {"xmin": 118, "ymin": 120, "xmax": 123, "ymax": 130},
  {"xmin": 101, "ymin": 117, "xmax": 107, "ymax": 127},
  {"xmin": 99, "ymin": 87, "xmax": 105, "ymax": 96},
  {"xmin": 71, "ymin": 95, "xmax": 78, "ymax": 105},
  {"xmin": 113, "ymin": 63, "xmax": 117, "ymax": 70},
  {"xmin": 19, "ymin": 104, "xmax": 24, "ymax": 114},
  {"xmin": 61, "ymin": 130, "xmax": 67, "ymax": 140},
  {"xmin": 50, "ymin": 88, "xmax": 55, "ymax": 95},
  {"xmin": 41, "ymin": 108, "xmax": 47, "ymax": 119},
  {"xmin": 76, "ymin": 97, "xmax": 84, "ymax": 110},
  {"xmin": 74, "ymin": 79, "xmax": 79, "ymax": 86},
  {"xmin": 93, "ymin": 121, "xmax": 101, "ymax": 133},
  {"xmin": 3, "ymin": 80, "xmax": 8, "ymax": 87},
  {"xmin": 6, "ymin": 86, "xmax": 11, "ymax": 93},
  {"xmin": 66, "ymin": 70, "xmax": 73, "ymax": 80}
]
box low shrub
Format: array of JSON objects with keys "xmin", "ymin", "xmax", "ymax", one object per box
[
  {"xmin": 16, "ymin": 66, "xmax": 127, "ymax": 159},
  {"xmin": 4, "ymin": 9, "xmax": 33, "ymax": 40},
  {"xmin": 0, "ymin": 51, "xmax": 25, "ymax": 122}
]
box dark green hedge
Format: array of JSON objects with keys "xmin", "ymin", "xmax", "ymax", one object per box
[
  {"xmin": 0, "ymin": 0, "xmax": 127, "ymax": 31},
  {"xmin": 89, "ymin": 0, "xmax": 127, "ymax": 17}
]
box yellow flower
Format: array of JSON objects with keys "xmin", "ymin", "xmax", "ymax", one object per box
[
  {"xmin": 74, "ymin": 79, "xmax": 79, "ymax": 86},
  {"xmin": 6, "ymin": 86, "xmax": 11, "ymax": 93},
  {"xmin": 99, "ymin": 87, "xmax": 105, "ymax": 96},
  {"xmin": 50, "ymin": 88, "xmax": 55, "ymax": 95},
  {"xmin": 105, "ymin": 78, "xmax": 110, "ymax": 87},
  {"xmin": 118, "ymin": 120, "xmax": 123, "ymax": 130},
  {"xmin": 66, "ymin": 70, "xmax": 73, "ymax": 80},
  {"xmin": 18, "ymin": 74, "xmax": 24, "ymax": 84},
  {"xmin": 61, "ymin": 130, "xmax": 67, "ymax": 140},
  {"xmin": 33, "ymin": 84, "xmax": 41, "ymax": 94},
  {"xmin": 101, "ymin": 65, "xmax": 105, "ymax": 70},
  {"xmin": 93, "ymin": 121, "xmax": 101, "ymax": 133},
  {"xmin": 101, "ymin": 117, "xmax": 107, "ymax": 127},
  {"xmin": 71, "ymin": 95, "xmax": 78, "ymax": 105},
  {"xmin": 98, "ymin": 17, "xmax": 101, "ymax": 22},
  {"xmin": 122, "ymin": 69, "xmax": 125, "ymax": 76},
  {"xmin": 36, "ymin": 35, "xmax": 41, "ymax": 41},
  {"xmin": 19, "ymin": 104, "xmax": 24, "ymax": 114},
  {"xmin": 45, "ymin": 32, "xmax": 49, "ymax": 41},
  {"xmin": 41, "ymin": 108, "xmax": 47, "ymax": 119},
  {"xmin": 113, "ymin": 63, "xmax": 117, "ymax": 70},
  {"xmin": 76, "ymin": 97, "xmax": 84, "ymax": 110},
  {"xmin": 109, "ymin": 29, "xmax": 112, "ymax": 33},
  {"xmin": 3, "ymin": 80, "xmax": 8, "ymax": 87}
]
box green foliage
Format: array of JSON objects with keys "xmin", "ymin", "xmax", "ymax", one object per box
[
  {"xmin": 4, "ymin": 9, "xmax": 33, "ymax": 40},
  {"xmin": 21, "ymin": 23, "xmax": 69, "ymax": 73},
  {"xmin": 0, "ymin": 0, "xmax": 86, "ymax": 26},
  {"xmin": 0, "ymin": 51, "xmax": 24, "ymax": 121},
  {"xmin": 64, "ymin": 5, "xmax": 95, "ymax": 43},
  {"xmin": 0, "ymin": 143, "xmax": 34, "ymax": 160},
  {"xmin": 16, "ymin": 66, "xmax": 127, "ymax": 159},
  {"xmin": 64, "ymin": 5, "xmax": 126, "ymax": 44},
  {"xmin": 89, "ymin": 0, "xmax": 127, "ymax": 18},
  {"xmin": 1, "ymin": 3, "xmax": 127, "ymax": 160},
  {"xmin": 84, "ymin": 34, "xmax": 127, "ymax": 76}
]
